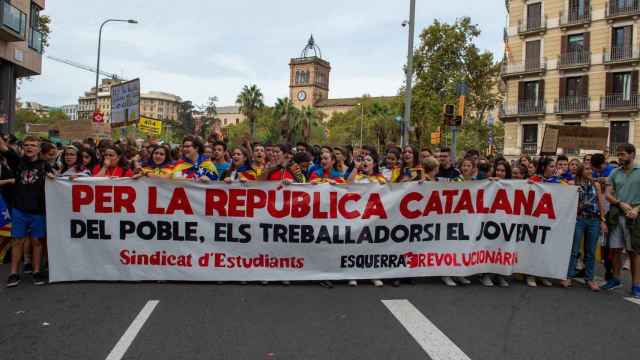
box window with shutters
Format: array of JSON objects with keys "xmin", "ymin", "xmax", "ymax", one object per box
[
  {"xmin": 522, "ymin": 124, "xmax": 538, "ymax": 155},
  {"xmin": 613, "ymin": 72, "xmax": 632, "ymax": 100},
  {"xmin": 525, "ymin": 40, "xmax": 541, "ymax": 71},
  {"xmin": 610, "ymin": 121, "xmax": 630, "ymax": 153},
  {"xmin": 609, "ymin": 26, "xmax": 633, "ymax": 61},
  {"xmin": 527, "ymin": 3, "xmax": 542, "ymax": 30}
]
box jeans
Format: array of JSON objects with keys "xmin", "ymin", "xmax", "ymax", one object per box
[{"xmin": 568, "ymin": 217, "xmax": 601, "ymax": 281}]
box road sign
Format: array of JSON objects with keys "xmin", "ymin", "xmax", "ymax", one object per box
[{"xmin": 92, "ymin": 111, "xmax": 104, "ymax": 123}]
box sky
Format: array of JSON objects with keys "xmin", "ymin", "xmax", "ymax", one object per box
[{"xmin": 18, "ymin": 0, "xmax": 506, "ymax": 108}]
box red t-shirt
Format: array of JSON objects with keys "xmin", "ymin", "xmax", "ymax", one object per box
[
  {"xmin": 268, "ymin": 168, "xmax": 295, "ymax": 181},
  {"xmin": 92, "ymin": 165, "xmax": 134, "ymax": 177}
]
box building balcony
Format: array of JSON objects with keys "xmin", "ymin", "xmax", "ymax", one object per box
[
  {"xmin": 521, "ymin": 143, "xmax": 538, "ymax": 156},
  {"xmin": 500, "ymin": 100, "xmax": 546, "ymax": 118},
  {"xmin": 501, "ymin": 59, "xmax": 546, "ymax": 79},
  {"xmin": 0, "ymin": 1, "xmax": 26, "ymax": 42},
  {"xmin": 605, "ymin": 1, "xmax": 640, "ymax": 20},
  {"xmin": 28, "ymin": 28, "xmax": 43, "ymax": 53},
  {"xmin": 518, "ymin": 16, "xmax": 547, "ymax": 36},
  {"xmin": 554, "ymin": 96, "xmax": 590, "ymax": 114},
  {"xmin": 603, "ymin": 47, "xmax": 640, "ymax": 65},
  {"xmin": 600, "ymin": 94, "xmax": 640, "ymax": 112},
  {"xmin": 558, "ymin": 51, "xmax": 591, "ymax": 70},
  {"xmin": 559, "ymin": 7, "xmax": 591, "ymax": 29}
]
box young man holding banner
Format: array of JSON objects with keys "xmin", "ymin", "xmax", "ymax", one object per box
[
  {"xmin": 604, "ymin": 144, "xmax": 640, "ymax": 298},
  {"xmin": 0, "ymin": 136, "xmax": 54, "ymax": 287}
]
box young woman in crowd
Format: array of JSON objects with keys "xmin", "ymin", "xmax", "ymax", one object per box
[
  {"xmin": 383, "ymin": 147, "xmax": 402, "ymax": 183},
  {"xmin": 263, "ymin": 144, "xmax": 296, "ymax": 182},
  {"xmin": 512, "ymin": 163, "xmax": 528, "ymax": 180},
  {"xmin": 309, "ymin": 151, "xmax": 346, "ymax": 184},
  {"xmin": 527, "ymin": 160, "xmax": 538, "ymax": 178},
  {"xmin": 79, "ymin": 148, "xmax": 99, "ymax": 172},
  {"xmin": 59, "ymin": 146, "xmax": 92, "ymax": 177},
  {"xmin": 141, "ymin": 145, "xmax": 174, "ymax": 178},
  {"xmin": 40, "ymin": 142, "xmax": 60, "ymax": 174},
  {"xmin": 92, "ymin": 145, "xmax": 134, "ymax": 178},
  {"xmin": 348, "ymin": 150, "xmax": 386, "ymax": 287},
  {"xmin": 562, "ymin": 162, "xmax": 606, "ymax": 291},
  {"xmin": 399, "ymin": 145, "xmax": 421, "ymax": 181},
  {"xmin": 223, "ymin": 146, "xmax": 257, "ymax": 182}
]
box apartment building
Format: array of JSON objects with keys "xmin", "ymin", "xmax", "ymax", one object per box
[
  {"xmin": 501, "ymin": 0, "xmax": 640, "ymax": 157},
  {"xmin": 77, "ymin": 79, "xmax": 182, "ymax": 123},
  {"xmin": 0, "ymin": 0, "xmax": 45, "ymax": 132}
]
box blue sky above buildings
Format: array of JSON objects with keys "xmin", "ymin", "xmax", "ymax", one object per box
[{"xmin": 19, "ymin": 0, "xmax": 505, "ymax": 108}]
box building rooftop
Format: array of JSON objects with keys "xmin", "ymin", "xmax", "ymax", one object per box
[{"xmin": 217, "ymin": 106, "xmax": 241, "ymax": 114}]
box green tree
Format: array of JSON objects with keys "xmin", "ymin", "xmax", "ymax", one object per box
[
  {"xmin": 410, "ymin": 17, "xmax": 502, "ymax": 153},
  {"xmin": 166, "ymin": 100, "xmax": 195, "ymax": 141},
  {"xmin": 300, "ymin": 106, "xmax": 324, "ymax": 143},
  {"xmin": 273, "ymin": 97, "xmax": 300, "ymax": 143},
  {"xmin": 236, "ymin": 85, "xmax": 264, "ymax": 138},
  {"xmin": 38, "ymin": 15, "xmax": 52, "ymax": 48},
  {"xmin": 194, "ymin": 96, "xmax": 218, "ymax": 139}
]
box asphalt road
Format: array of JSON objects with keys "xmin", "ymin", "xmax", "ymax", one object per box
[{"xmin": 1, "ymin": 265, "xmax": 639, "ymax": 360}]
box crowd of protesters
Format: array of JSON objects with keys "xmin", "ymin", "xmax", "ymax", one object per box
[{"xmin": 0, "ymin": 132, "xmax": 638, "ymax": 298}]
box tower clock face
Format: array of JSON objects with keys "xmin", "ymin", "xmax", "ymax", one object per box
[{"xmin": 297, "ymin": 90, "xmax": 307, "ymax": 101}]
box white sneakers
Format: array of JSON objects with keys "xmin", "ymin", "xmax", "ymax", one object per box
[
  {"xmin": 372, "ymin": 279, "xmax": 384, "ymax": 287},
  {"xmin": 441, "ymin": 276, "xmax": 457, "ymax": 287},
  {"xmin": 348, "ymin": 280, "xmax": 358, "ymax": 287},
  {"xmin": 481, "ymin": 274, "xmax": 495, "ymax": 287}
]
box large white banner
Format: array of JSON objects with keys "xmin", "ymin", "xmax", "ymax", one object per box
[{"xmin": 45, "ymin": 178, "xmax": 578, "ymax": 282}]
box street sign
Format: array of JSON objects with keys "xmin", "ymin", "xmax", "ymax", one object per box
[
  {"xmin": 92, "ymin": 111, "xmax": 104, "ymax": 123},
  {"xmin": 110, "ymin": 78, "xmax": 140, "ymax": 127}
]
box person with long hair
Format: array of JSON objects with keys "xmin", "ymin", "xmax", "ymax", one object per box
[
  {"xmin": 60, "ymin": 146, "xmax": 91, "ymax": 177},
  {"xmin": 491, "ymin": 160, "xmax": 512, "ymax": 180},
  {"xmin": 561, "ymin": 162, "xmax": 606, "ymax": 291},
  {"xmin": 92, "ymin": 145, "xmax": 134, "ymax": 178},
  {"xmin": 530, "ymin": 157, "xmax": 564, "ymax": 184},
  {"xmin": 512, "ymin": 163, "xmax": 528, "ymax": 180},
  {"xmin": 142, "ymin": 145, "xmax": 174, "ymax": 178},
  {"xmin": 399, "ymin": 145, "xmax": 421, "ymax": 181},
  {"xmin": 223, "ymin": 146, "xmax": 257, "ymax": 182},
  {"xmin": 79, "ymin": 148, "xmax": 98, "ymax": 171},
  {"xmin": 348, "ymin": 150, "xmax": 386, "ymax": 287},
  {"xmin": 309, "ymin": 151, "xmax": 346, "ymax": 184}
]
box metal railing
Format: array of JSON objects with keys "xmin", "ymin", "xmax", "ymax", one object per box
[
  {"xmin": 1, "ymin": 1, "xmax": 26, "ymax": 37},
  {"xmin": 501, "ymin": 58, "xmax": 546, "ymax": 76},
  {"xmin": 560, "ymin": 6, "xmax": 591, "ymax": 26},
  {"xmin": 500, "ymin": 100, "xmax": 546, "ymax": 116},
  {"xmin": 518, "ymin": 16, "xmax": 547, "ymax": 34},
  {"xmin": 606, "ymin": 0, "xmax": 640, "ymax": 18},
  {"xmin": 600, "ymin": 94, "xmax": 640, "ymax": 110},
  {"xmin": 558, "ymin": 50, "xmax": 590, "ymax": 68},
  {"xmin": 522, "ymin": 143, "xmax": 538, "ymax": 155},
  {"xmin": 28, "ymin": 28, "xmax": 43, "ymax": 53},
  {"xmin": 603, "ymin": 46, "xmax": 639, "ymax": 62},
  {"xmin": 554, "ymin": 96, "xmax": 590, "ymax": 113}
]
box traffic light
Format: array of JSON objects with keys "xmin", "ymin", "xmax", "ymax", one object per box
[
  {"xmin": 443, "ymin": 104, "xmax": 455, "ymax": 127},
  {"xmin": 455, "ymin": 95, "xmax": 465, "ymax": 127}
]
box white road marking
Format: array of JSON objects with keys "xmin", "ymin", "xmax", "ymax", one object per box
[
  {"xmin": 382, "ymin": 299, "xmax": 471, "ymax": 360},
  {"xmin": 625, "ymin": 297, "xmax": 640, "ymax": 306},
  {"xmin": 105, "ymin": 300, "xmax": 159, "ymax": 360}
]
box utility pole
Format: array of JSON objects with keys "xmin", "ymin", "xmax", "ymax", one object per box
[{"xmin": 402, "ymin": 0, "xmax": 416, "ymax": 147}]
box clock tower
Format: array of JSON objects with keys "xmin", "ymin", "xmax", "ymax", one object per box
[{"xmin": 289, "ymin": 35, "xmax": 331, "ymax": 109}]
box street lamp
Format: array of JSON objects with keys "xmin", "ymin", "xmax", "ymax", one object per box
[
  {"xmin": 401, "ymin": 0, "xmax": 416, "ymax": 147},
  {"xmin": 357, "ymin": 103, "xmax": 364, "ymax": 147},
  {"xmin": 94, "ymin": 19, "xmax": 139, "ymax": 114}
]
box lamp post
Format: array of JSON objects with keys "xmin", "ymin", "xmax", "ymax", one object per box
[
  {"xmin": 402, "ymin": 0, "xmax": 416, "ymax": 147},
  {"xmin": 95, "ymin": 19, "xmax": 138, "ymax": 114},
  {"xmin": 357, "ymin": 102, "xmax": 364, "ymax": 147}
]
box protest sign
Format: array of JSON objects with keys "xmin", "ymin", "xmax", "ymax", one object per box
[
  {"xmin": 57, "ymin": 120, "xmax": 111, "ymax": 141},
  {"xmin": 138, "ymin": 116, "xmax": 163, "ymax": 136},
  {"xmin": 110, "ymin": 79, "xmax": 140, "ymax": 127},
  {"xmin": 46, "ymin": 178, "xmax": 578, "ymax": 282}
]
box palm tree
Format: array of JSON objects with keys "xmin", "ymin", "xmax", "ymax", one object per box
[
  {"xmin": 300, "ymin": 106, "xmax": 323, "ymax": 143},
  {"xmin": 273, "ymin": 97, "xmax": 300, "ymax": 143},
  {"xmin": 236, "ymin": 85, "xmax": 264, "ymax": 138}
]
